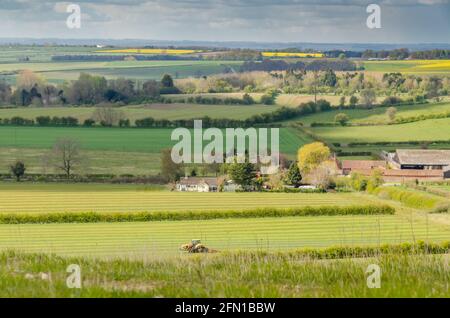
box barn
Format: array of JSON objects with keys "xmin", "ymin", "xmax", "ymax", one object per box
[{"xmin": 387, "ymin": 149, "xmax": 450, "ymax": 171}]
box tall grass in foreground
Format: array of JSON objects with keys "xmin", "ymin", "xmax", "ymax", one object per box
[{"xmin": 0, "ymin": 244, "xmax": 448, "ymax": 297}]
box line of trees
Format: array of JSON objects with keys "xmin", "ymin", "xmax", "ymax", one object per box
[
  {"xmin": 0, "ymin": 72, "xmax": 180, "ymax": 107},
  {"xmin": 361, "ymin": 48, "xmax": 450, "ymax": 60}
]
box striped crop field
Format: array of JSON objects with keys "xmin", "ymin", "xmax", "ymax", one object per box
[
  {"xmin": 0, "ymin": 215, "xmax": 448, "ymax": 258},
  {"xmin": 0, "ymin": 184, "xmax": 380, "ymax": 214}
]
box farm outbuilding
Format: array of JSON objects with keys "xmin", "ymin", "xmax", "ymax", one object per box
[{"xmin": 386, "ymin": 149, "xmax": 450, "ymax": 171}]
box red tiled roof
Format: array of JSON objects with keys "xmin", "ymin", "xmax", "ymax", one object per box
[
  {"xmin": 350, "ymin": 169, "xmax": 443, "ymax": 178},
  {"xmin": 341, "ymin": 160, "xmax": 386, "ymax": 170}
]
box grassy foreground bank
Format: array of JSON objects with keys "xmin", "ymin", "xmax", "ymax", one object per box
[{"xmin": 0, "ymin": 245, "xmax": 448, "ymax": 297}]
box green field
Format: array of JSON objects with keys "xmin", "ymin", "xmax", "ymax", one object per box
[
  {"xmin": 0, "ymin": 103, "xmax": 279, "ymax": 122},
  {"xmin": 311, "ymin": 118, "xmax": 450, "ymax": 144},
  {"xmin": 0, "ymin": 125, "xmax": 311, "ymax": 174},
  {"xmin": 0, "ymin": 214, "xmax": 448, "ymax": 258},
  {"xmin": 0, "ymin": 126, "xmax": 306, "ymax": 153},
  {"xmin": 0, "ymin": 46, "xmax": 96, "ymax": 63},
  {"xmin": 0, "ymin": 184, "xmax": 375, "ymax": 213},
  {"xmin": 0, "ymin": 148, "xmax": 161, "ymax": 175},
  {"xmin": 0, "ymin": 60, "xmax": 243, "ymax": 84},
  {"xmin": 292, "ymin": 102, "xmax": 450, "ymax": 126}
]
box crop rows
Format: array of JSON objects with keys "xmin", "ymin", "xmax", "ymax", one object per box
[
  {"xmin": 0, "ymin": 215, "xmax": 448, "ymax": 258},
  {"xmin": 0, "ymin": 191, "xmax": 377, "ymax": 214}
]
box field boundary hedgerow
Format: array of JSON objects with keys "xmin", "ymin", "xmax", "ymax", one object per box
[
  {"xmin": 0, "ymin": 205, "xmax": 395, "ymax": 224},
  {"xmin": 370, "ymin": 186, "xmax": 448, "ymax": 211},
  {"xmin": 227, "ymin": 241, "xmax": 450, "ymax": 260}
]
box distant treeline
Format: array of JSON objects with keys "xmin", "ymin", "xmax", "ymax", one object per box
[
  {"xmin": 362, "ymin": 48, "xmax": 450, "ymax": 60},
  {"xmin": 0, "ymin": 100, "xmax": 332, "ymax": 129},
  {"xmin": 240, "ymin": 59, "xmax": 359, "ymax": 72},
  {"xmin": 52, "ymin": 55, "xmax": 201, "ymax": 62}
]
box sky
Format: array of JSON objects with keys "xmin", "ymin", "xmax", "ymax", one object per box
[{"xmin": 0, "ymin": 0, "xmax": 449, "ymax": 44}]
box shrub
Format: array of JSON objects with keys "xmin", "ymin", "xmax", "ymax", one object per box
[{"xmin": 334, "ymin": 113, "xmax": 349, "ymax": 126}]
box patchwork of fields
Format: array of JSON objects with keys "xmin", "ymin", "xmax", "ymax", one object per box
[
  {"xmin": 0, "ymin": 60, "xmax": 243, "ymax": 83},
  {"xmin": 0, "ymin": 45, "xmax": 449, "ymax": 298}
]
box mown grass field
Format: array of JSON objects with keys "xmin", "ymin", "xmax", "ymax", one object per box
[
  {"xmin": 1, "ymin": 251, "xmax": 448, "ymax": 297},
  {"xmin": 0, "ymin": 184, "xmax": 375, "ymax": 213},
  {"xmin": 1, "ymin": 214, "xmax": 448, "ymax": 258},
  {"xmin": 310, "ymin": 118, "xmax": 450, "ymax": 144},
  {"xmin": 0, "ymin": 103, "xmax": 279, "ymax": 122}
]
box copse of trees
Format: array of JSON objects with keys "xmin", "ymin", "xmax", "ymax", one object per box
[{"xmin": 0, "ymin": 72, "xmax": 177, "ymax": 107}]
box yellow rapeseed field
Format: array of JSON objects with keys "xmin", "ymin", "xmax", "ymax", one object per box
[{"xmin": 415, "ymin": 60, "xmax": 450, "ymax": 69}]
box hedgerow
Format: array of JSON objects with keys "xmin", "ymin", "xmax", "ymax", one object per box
[
  {"xmin": 228, "ymin": 241, "xmax": 450, "ymax": 260},
  {"xmin": 0, "ymin": 205, "xmax": 395, "ymax": 224},
  {"xmin": 370, "ymin": 186, "xmax": 443, "ymax": 210}
]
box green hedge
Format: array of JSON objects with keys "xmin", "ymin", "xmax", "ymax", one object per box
[
  {"xmin": 229, "ymin": 241, "xmax": 450, "ymax": 260},
  {"xmin": 0, "ymin": 205, "xmax": 395, "ymax": 224},
  {"xmin": 370, "ymin": 186, "xmax": 443, "ymax": 210}
]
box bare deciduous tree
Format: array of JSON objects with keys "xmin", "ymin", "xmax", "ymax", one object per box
[
  {"xmin": 92, "ymin": 105, "xmax": 124, "ymax": 127},
  {"xmin": 51, "ymin": 138, "xmax": 83, "ymax": 178}
]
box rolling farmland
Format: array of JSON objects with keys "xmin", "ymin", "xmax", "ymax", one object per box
[{"xmin": 1, "ymin": 45, "xmax": 449, "ymax": 298}]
